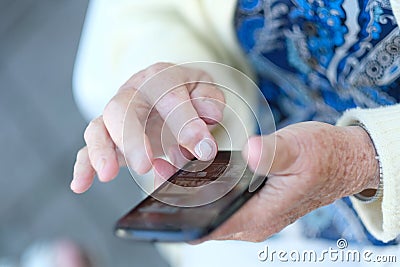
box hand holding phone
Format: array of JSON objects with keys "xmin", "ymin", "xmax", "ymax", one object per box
[{"xmin": 115, "ymin": 151, "xmax": 267, "ymax": 242}]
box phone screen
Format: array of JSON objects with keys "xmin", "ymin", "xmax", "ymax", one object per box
[{"xmin": 115, "ymin": 151, "xmax": 266, "ymax": 242}]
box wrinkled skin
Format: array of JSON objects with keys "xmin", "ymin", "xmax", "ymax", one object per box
[{"xmin": 72, "ymin": 63, "xmax": 379, "ymax": 242}]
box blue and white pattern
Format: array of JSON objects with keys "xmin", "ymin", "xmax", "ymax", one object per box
[
  {"xmin": 235, "ymin": 0, "xmax": 399, "ymax": 245},
  {"xmin": 236, "ymin": 0, "xmax": 400, "ymax": 126}
]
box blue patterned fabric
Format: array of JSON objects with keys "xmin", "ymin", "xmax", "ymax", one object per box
[{"xmin": 234, "ymin": 0, "xmax": 400, "ymax": 245}]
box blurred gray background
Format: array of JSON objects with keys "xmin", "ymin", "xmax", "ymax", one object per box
[{"xmin": 0, "ymin": 0, "xmax": 168, "ymax": 266}]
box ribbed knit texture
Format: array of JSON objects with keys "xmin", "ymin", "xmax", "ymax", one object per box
[{"xmin": 337, "ymin": 104, "xmax": 400, "ymax": 242}]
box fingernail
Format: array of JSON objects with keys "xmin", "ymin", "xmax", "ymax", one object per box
[{"xmin": 194, "ymin": 138, "xmax": 216, "ymax": 161}]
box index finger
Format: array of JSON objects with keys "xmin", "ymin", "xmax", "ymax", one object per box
[{"xmin": 138, "ymin": 64, "xmax": 222, "ymax": 161}]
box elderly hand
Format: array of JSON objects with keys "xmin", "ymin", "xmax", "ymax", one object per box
[
  {"xmin": 71, "ymin": 63, "xmax": 225, "ymax": 193},
  {"xmin": 71, "ymin": 62, "xmax": 379, "ymax": 243},
  {"xmin": 198, "ymin": 121, "xmax": 380, "ymax": 242}
]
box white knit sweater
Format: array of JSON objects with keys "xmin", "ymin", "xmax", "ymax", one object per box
[{"xmin": 74, "ymin": 0, "xmax": 400, "ymax": 243}]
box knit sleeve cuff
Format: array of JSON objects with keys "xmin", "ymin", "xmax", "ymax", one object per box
[
  {"xmin": 336, "ymin": 104, "xmax": 400, "ymax": 242},
  {"xmin": 390, "ymin": 0, "xmax": 400, "ymax": 24}
]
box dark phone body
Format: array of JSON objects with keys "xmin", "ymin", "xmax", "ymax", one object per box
[{"xmin": 115, "ymin": 151, "xmax": 267, "ymax": 242}]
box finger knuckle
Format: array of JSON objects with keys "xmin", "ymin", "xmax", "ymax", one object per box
[
  {"xmin": 103, "ymin": 96, "xmax": 119, "ymax": 117},
  {"xmin": 84, "ymin": 119, "xmax": 100, "ymax": 144},
  {"xmin": 166, "ymin": 87, "xmax": 189, "ymax": 100},
  {"xmin": 177, "ymin": 119, "xmax": 206, "ymax": 146},
  {"xmin": 146, "ymin": 62, "xmax": 175, "ymax": 76},
  {"xmin": 76, "ymin": 147, "xmax": 88, "ymax": 162},
  {"xmin": 191, "ymin": 84, "xmax": 225, "ymax": 103},
  {"xmin": 193, "ymin": 69, "xmax": 212, "ymax": 83},
  {"xmin": 156, "ymin": 90, "xmax": 190, "ymax": 114},
  {"xmin": 130, "ymin": 63, "xmax": 180, "ymax": 94},
  {"xmin": 214, "ymin": 89, "xmax": 226, "ymax": 103},
  {"xmin": 103, "ymin": 95, "xmax": 128, "ymax": 124}
]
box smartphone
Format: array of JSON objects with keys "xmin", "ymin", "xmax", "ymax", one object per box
[{"xmin": 114, "ymin": 151, "xmax": 267, "ymax": 242}]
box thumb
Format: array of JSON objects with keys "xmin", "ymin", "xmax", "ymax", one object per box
[{"xmin": 242, "ymin": 129, "xmax": 301, "ymax": 176}]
